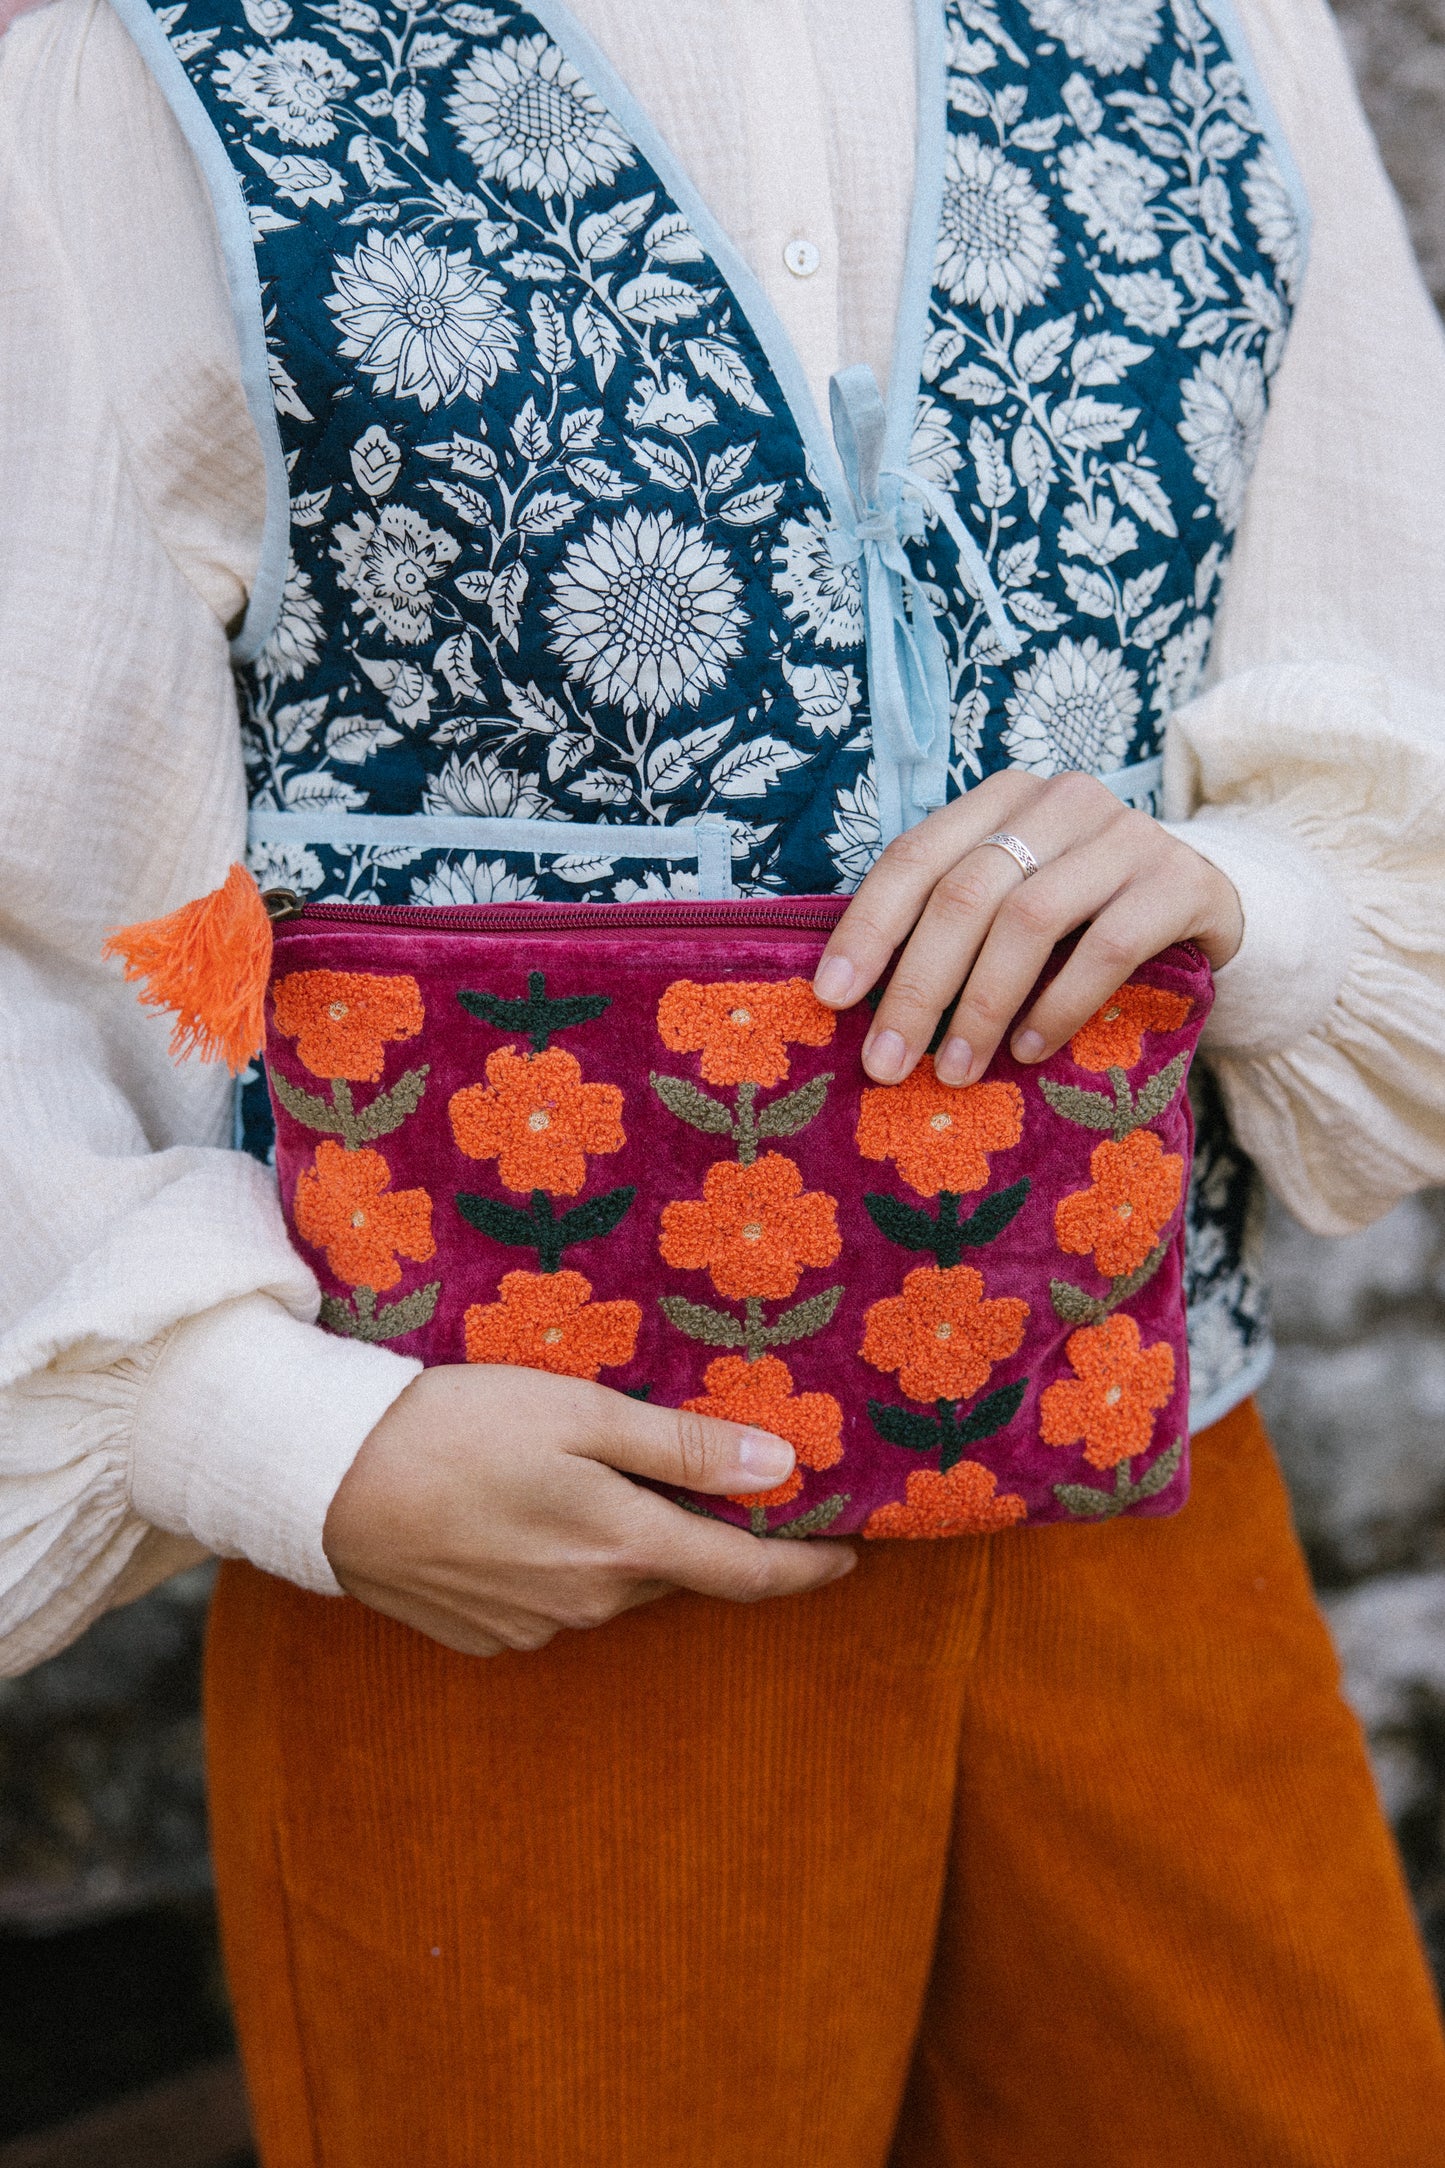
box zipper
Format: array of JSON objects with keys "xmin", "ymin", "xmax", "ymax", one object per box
[{"xmin": 263, "ymin": 893, "xmax": 849, "ymax": 935}]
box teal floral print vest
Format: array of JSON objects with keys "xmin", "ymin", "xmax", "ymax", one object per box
[{"xmin": 119, "ymin": 0, "xmax": 1307, "ymax": 1427}]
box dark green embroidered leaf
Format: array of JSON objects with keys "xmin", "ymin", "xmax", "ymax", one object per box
[
  {"xmin": 864, "ymin": 1192, "xmax": 942, "ymax": 1252},
  {"xmin": 271, "ymin": 1070, "xmax": 348, "ymax": 1136},
  {"xmin": 868, "ymin": 1399, "xmax": 944, "ymax": 1453},
  {"xmin": 955, "ymin": 1376, "xmax": 1028, "ymax": 1448},
  {"xmin": 556, "ymin": 1184, "xmax": 636, "ymax": 1249},
  {"xmin": 455, "ymin": 1192, "xmax": 542, "ymax": 1246},
  {"xmin": 925, "ymin": 992, "xmax": 963, "ymax": 1057},
  {"xmin": 458, "ymin": 969, "xmax": 610, "ymax": 1052},
  {"xmin": 770, "ymin": 1494, "xmax": 850, "ymax": 1538},
  {"xmin": 658, "ymin": 1294, "xmax": 746, "ymax": 1348},
  {"xmin": 350, "ymin": 1064, "xmax": 430, "ymax": 1142},
  {"xmin": 1130, "ymin": 1052, "xmax": 1188, "ymax": 1131},
  {"xmin": 649, "ymin": 1072, "xmax": 736, "ymax": 1133},
  {"xmin": 1051, "ymin": 1279, "xmax": 1107, "ymax": 1326},
  {"xmin": 321, "ymin": 1281, "xmax": 440, "ymax": 1343},
  {"xmin": 623, "ymin": 1384, "xmax": 653, "ymax": 1401},
  {"xmin": 1038, "ymin": 1077, "xmax": 1117, "ymax": 1131},
  {"xmin": 762, "ymin": 1286, "xmax": 842, "ymax": 1346},
  {"xmin": 1128, "ymin": 1437, "xmax": 1184, "ymax": 1501},
  {"xmin": 955, "ymin": 1178, "xmax": 1030, "ymax": 1249},
  {"xmin": 1053, "ymin": 1481, "xmax": 1123, "ymax": 1519},
  {"xmin": 756, "ymin": 1073, "xmax": 832, "ymax": 1138}
]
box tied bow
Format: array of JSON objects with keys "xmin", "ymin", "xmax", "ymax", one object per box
[{"xmin": 827, "ymin": 364, "xmax": 1020, "ymax": 843}]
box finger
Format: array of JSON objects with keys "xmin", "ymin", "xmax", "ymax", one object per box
[
  {"xmin": 1009, "ymin": 884, "xmax": 1191, "ymax": 1061},
  {"xmin": 811, "ymin": 770, "xmax": 1038, "ymax": 1012},
  {"xmin": 938, "ymin": 830, "xmax": 1134, "ymax": 1081},
  {"xmin": 862, "ymin": 781, "xmax": 1121, "ymax": 1083},
  {"xmin": 570, "ymin": 1387, "xmax": 798, "ymax": 1499},
  {"xmin": 628, "ymin": 1496, "xmax": 857, "ymax": 1604}
]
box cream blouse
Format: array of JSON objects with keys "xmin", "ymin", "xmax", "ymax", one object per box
[{"xmin": 2, "ymin": 0, "xmax": 1444, "ymax": 1672}]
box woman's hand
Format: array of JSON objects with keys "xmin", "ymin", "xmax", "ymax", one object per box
[
  {"xmin": 812, "ymin": 768, "xmax": 1243, "ymax": 1083},
  {"xmin": 323, "ymin": 1364, "xmax": 855, "ymax": 1657}
]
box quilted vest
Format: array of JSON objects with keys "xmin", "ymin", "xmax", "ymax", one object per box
[{"xmin": 120, "ymin": 0, "xmax": 1307, "ymax": 1427}]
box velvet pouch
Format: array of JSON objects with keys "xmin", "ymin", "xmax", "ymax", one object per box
[{"xmin": 262, "ymin": 896, "xmax": 1212, "ymax": 1540}]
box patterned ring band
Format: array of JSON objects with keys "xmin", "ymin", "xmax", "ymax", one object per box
[{"xmin": 980, "ymin": 831, "xmax": 1041, "ymax": 880}]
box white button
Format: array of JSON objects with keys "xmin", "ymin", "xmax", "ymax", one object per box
[{"xmin": 783, "ymin": 237, "xmax": 822, "ymax": 279}]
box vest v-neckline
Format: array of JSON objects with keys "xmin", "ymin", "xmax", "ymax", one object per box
[{"xmin": 526, "ymin": 0, "xmax": 947, "ymax": 528}]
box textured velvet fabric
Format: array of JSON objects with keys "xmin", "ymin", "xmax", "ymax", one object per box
[{"xmin": 264, "ymin": 898, "xmax": 1212, "ymax": 1537}]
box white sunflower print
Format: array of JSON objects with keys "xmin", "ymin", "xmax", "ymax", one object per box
[
  {"xmin": 332, "ymin": 504, "xmax": 459, "ymax": 645},
  {"xmin": 771, "ymin": 508, "xmax": 864, "ymax": 651},
  {"xmin": 1003, "ymin": 636, "xmax": 1141, "ymax": 774},
  {"xmin": 1178, "ymin": 349, "xmax": 1266, "ymax": 532},
  {"xmin": 446, "ymin": 33, "xmax": 633, "ymax": 201},
  {"xmin": 936, "ymin": 137, "xmax": 1060, "ymax": 316},
  {"xmin": 1059, "ymin": 138, "xmax": 1168, "ymax": 264},
  {"xmin": 422, "ymin": 750, "xmax": 552, "ymax": 819},
  {"xmin": 326, "ymin": 230, "xmax": 519, "ymax": 412},
  {"xmin": 545, "ymin": 508, "xmax": 746, "ymax": 717},
  {"xmin": 1022, "ymin": 0, "xmax": 1162, "ymax": 74},
  {"xmin": 212, "ymin": 39, "xmax": 354, "ymax": 146},
  {"xmin": 409, "ymin": 854, "xmax": 540, "ymax": 906}
]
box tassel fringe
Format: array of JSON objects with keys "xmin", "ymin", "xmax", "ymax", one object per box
[{"xmin": 103, "ymin": 863, "xmax": 274, "ymax": 1076}]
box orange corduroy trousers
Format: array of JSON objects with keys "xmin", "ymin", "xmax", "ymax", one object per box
[{"xmin": 205, "ymin": 1398, "xmax": 1445, "ymax": 2166}]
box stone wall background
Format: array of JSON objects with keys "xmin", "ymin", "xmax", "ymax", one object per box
[{"xmin": 1, "ymin": 0, "xmax": 1443, "ymax": 2128}]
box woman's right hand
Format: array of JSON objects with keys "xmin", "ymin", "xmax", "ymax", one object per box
[{"xmin": 323, "ymin": 1364, "xmax": 856, "ymax": 1657}]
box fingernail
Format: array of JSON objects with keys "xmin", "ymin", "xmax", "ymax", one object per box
[
  {"xmin": 1012, "ymin": 1028, "xmax": 1046, "ymax": 1063},
  {"xmin": 736, "ymin": 1429, "xmax": 795, "ymax": 1485},
  {"xmin": 823, "ymin": 1552, "xmax": 857, "ymax": 1582},
  {"xmin": 813, "ymin": 954, "xmax": 854, "ymax": 1005},
  {"xmin": 934, "ymin": 1035, "xmax": 973, "ymax": 1086},
  {"xmin": 865, "ymin": 1029, "xmax": 907, "ymax": 1081}
]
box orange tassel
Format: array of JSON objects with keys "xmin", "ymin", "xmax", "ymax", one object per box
[{"xmin": 103, "ymin": 863, "xmax": 274, "ymax": 1075}]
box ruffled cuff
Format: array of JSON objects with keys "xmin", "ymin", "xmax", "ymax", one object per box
[
  {"xmin": 129, "ymin": 1293, "xmax": 419, "ymax": 1593},
  {"xmin": 1157, "ymin": 814, "xmax": 1352, "ymax": 1054}
]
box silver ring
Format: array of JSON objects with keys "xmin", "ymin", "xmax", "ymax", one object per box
[{"xmin": 980, "ymin": 831, "xmax": 1040, "ymax": 880}]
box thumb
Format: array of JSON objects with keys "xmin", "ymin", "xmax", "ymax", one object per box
[{"xmin": 572, "ymin": 1390, "xmax": 796, "ymax": 1498}]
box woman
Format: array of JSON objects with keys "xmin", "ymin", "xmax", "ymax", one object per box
[{"xmin": 2, "ymin": 0, "xmax": 1444, "ymax": 2159}]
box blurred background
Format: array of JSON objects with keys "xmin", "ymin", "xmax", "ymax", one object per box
[{"xmin": 3, "ymin": 3, "xmax": 1445, "ymax": 2161}]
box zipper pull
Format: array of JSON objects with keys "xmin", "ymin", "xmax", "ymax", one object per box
[{"xmin": 262, "ymin": 889, "xmax": 305, "ymax": 923}]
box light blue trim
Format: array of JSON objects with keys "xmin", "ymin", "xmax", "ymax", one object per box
[
  {"xmin": 1098, "ymin": 753, "xmax": 1163, "ymax": 808},
  {"xmin": 883, "ymin": 0, "xmax": 947, "ymax": 478},
  {"xmin": 1199, "ymin": 0, "xmax": 1312, "ymax": 270},
  {"xmin": 112, "ymin": 0, "xmax": 290, "ymax": 662},
  {"xmin": 248, "ymin": 809, "xmax": 736, "ymax": 895},
  {"xmin": 1188, "ymin": 1336, "xmax": 1274, "ymax": 1435}
]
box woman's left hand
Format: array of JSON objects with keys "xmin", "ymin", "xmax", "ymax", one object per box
[{"xmin": 811, "ymin": 768, "xmax": 1244, "ymax": 1085}]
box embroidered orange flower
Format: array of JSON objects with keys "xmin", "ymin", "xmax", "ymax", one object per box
[
  {"xmin": 272, "ymin": 970, "xmax": 424, "ymax": 1082},
  {"xmin": 656, "ymin": 978, "xmax": 836, "ymax": 1087},
  {"xmin": 682, "ymin": 1353, "xmax": 844, "ymax": 1509},
  {"xmin": 1039, "ymin": 1315, "xmax": 1176, "ymax": 1469},
  {"xmin": 449, "ymin": 1046, "xmax": 625, "ymax": 1197},
  {"xmin": 1054, "ymin": 1130, "xmax": 1183, "ymax": 1280},
  {"xmin": 658, "ymin": 1153, "xmax": 841, "ymax": 1301},
  {"xmin": 860, "ymin": 1263, "xmax": 1028, "ymax": 1403},
  {"xmin": 463, "ymin": 1268, "xmax": 641, "ymax": 1380},
  {"xmin": 856, "ymin": 1061, "xmax": 1024, "ymax": 1198},
  {"xmin": 1069, "ymin": 983, "xmax": 1191, "ymax": 1073},
  {"xmin": 293, "ymin": 1140, "xmax": 434, "ymax": 1291},
  {"xmin": 864, "ymin": 1461, "xmax": 1027, "ymax": 1540}
]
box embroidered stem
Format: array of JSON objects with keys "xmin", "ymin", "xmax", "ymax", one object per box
[
  {"xmin": 863, "ymin": 1177, "xmax": 1029, "ymax": 1266},
  {"xmin": 1053, "ymin": 1437, "xmax": 1184, "ymax": 1519},
  {"xmin": 320, "ymin": 1279, "xmax": 441, "ymax": 1345},
  {"xmin": 743, "ymin": 1297, "xmax": 766, "ymax": 1359},
  {"xmin": 735, "ymin": 1082, "xmax": 758, "ymax": 1165},
  {"xmin": 455, "ymin": 1184, "xmax": 636, "ymax": 1272},
  {"xmin": 1049, "ymin": 1238, "xmax": 1169, "ymax": 1326},
  {"xmin": 458, "ymin": 971, "xmax": 611, "ymax": 1053},
  {"xmin": 869, "ymin": 1376, "xmax": 1028, "ymax": 1471}
]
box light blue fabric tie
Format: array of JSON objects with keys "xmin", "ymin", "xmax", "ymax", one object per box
[{"xmin": 827, "ymin": 364, "xmax": 1021, "ymax": 844}]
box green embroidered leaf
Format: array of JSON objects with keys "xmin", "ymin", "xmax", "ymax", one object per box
[
  {"xmin": 1130, "ymin": 1052, "xmax": 1188, "ymax": 1131},
  {"xmin": 954, "ymin": 1376, "xmax": 1028, "ymax": 1448},
  {"xmin": 762, "ymin": 1286, "xmax": 842, "ymax": 1346},
  {"xmin": 1053, "ymin": 1481, "xmax": 1123, "ymax": 1519},
  {"xmin": 673, "ymin": 1494, "xmax": 721, "ymax": 1518},
  {"xmin": 756, "ymin": 1073, "xmax": 832, "ymax": 1138},
  {"xmin": 1128, "ymin": 1437, "xmax": 1184, "ymax": 1501},
  {"xmin": 649, "ymin": 1072, "xmax": 736, "ymax": 1133},
  {"xmin": 350, "ymin": 1065, "xmax": 430, "ymax": 1142},
  {"xmin": 556, "ymin": 1184, "xmax": 636, "ymax": 1249},
  {"xmin": 748, "ymin": 1505, "xmax": 770, "ymax": 1536},
  {"xmin": 1051, "ymin": 1279, "xmax": 1107, "ymax": 1326},
  {"xmin": 1038, "ymin": 1077, "xmax": 1117, "ymax": 1131},
  {"xmin": 658, "ymin": 1294, "xmax": 746, "ymax": 1348},
  {"xmin": 458, "ymin": 969, "xmax": 610, "ymax": 1052},
  {"xmin": 321, "ymin": 1281, "xmax": 440, "ymax": 1343},
  {"xmin": 770, "ymin": 1494, "xmax": 850, "ymax": 1538},
  {"xmin": 955, "ymin": 1178, "xmax": 1031, "ymax": 1249},
  {"xmin": 863, "ymin": 1192, "xmax": 943, "ymax": 1252},
  {"xmin": 455, "ymin": 1192, "xmax": 542, "ymax": 1246},
  {"xmin": 271, "ymin": 1070, "xmax": 348, "ymax": 1136},
  {"xmin": 868, "ymin": 1399, "xmax": 944, "ymax": 1453},
  {"xmin": 1103, "ymin": 1239, "xmax": 1169, "ymax": 1309},
  {"xmin": 925, "ymin": 992, "xmax": 963, "ymax": 1057}
]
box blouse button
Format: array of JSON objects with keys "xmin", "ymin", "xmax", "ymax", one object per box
[{"xmin": 783, "ymin": 237, "xmax": 822, "ymax": 279}]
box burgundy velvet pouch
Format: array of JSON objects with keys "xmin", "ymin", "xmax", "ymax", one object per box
[{"xmin": 263, "ymin": 897, "xmax": 1212, "ymax": 1539}]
